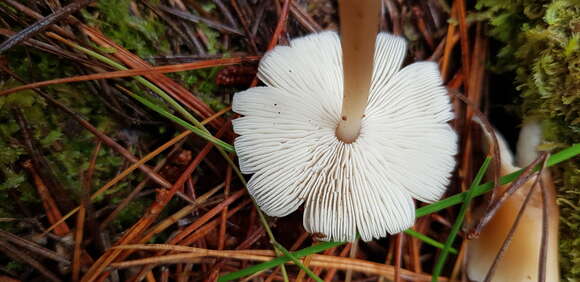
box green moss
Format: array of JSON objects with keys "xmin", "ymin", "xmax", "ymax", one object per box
[
  {"xmin": 82, "ymin": 0, "xmax": 169, "ymax": 57},
  {"xmin": 0, "ymin": 4, "xmax": 229, "ymax": 278},
  {"xmin": 0, "ymin": 50, "xmax": 124, "ymax": 231},
  {"xmin": 178, "ymin": 67, "xmax": 227, "ymax": 111},
  {"xmin": 82, "ymin": 0, "xmax": 229, "ymax": 112},
  {"xmin": 477, "ymin": 0, "xmax": 580, "ymax": 279},
  {"xmin": 110, "ymin": 197, "xmax": 152, "ymax": 232},
  {"xmin": 198, "ymin": 23, "xmax": 221, "ymax": 55}
]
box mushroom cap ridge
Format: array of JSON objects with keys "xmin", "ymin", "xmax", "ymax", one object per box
[{"xmin": 233, "ymin": 31, "xmax": 457, "ymax": 242}]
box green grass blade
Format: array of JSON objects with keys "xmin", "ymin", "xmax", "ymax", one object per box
[
  {"xmin": 403, "ymin": 229, "xmax": 457, "ymax": 254},
  {"xmin": 431, "ymin": 156, "xmax": 492, "ymax": 281},
  {"xmin": 416, "ymin": 143, "xmax": 578, "ymax": 218},
  {"xmin": 272, "ymin": 242, "xmax": 323, "ymax": 282},
  {"xmin": 128, "ymin": 92, "xmax": 235, "ymax": 152},
  {"xmin": 65, "ymin": 40, "xmax": 235, "ymax": 151},
  {"xmin": 218, "ymin": 241, "xmax": 344, "ymax": 282},
  {"xmin": 220, "ymin": 144, "xmax": 579, "ymax": 281}
]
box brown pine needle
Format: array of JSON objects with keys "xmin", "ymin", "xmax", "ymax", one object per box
[
  {"xmin": 394, "ymin": 234, "xmax": 404, "ymax": 282},
  {"xmin": 440, "ymin": 4, "xmax": 457, "ymax": 82},
  {"xmin": 41, "ymin": 130, "xmax": 192, "ymax": 236},
  {"xmin": 0, "ymin": 0, "xmax": 95, "ymax": 54},
  {"xmin": 455, "ymin": 0, "xmax": 470, "ymax": 91},
  {"xmin": 40, "ymin": 100, "xmax": 229, "ymax": 237},
  {"xmin": 0, "ymin": 56, "xmax": 259, "ymax": 97},
  {"xmin": 111, "ymin": 244, "xmax": 441, "ymax": 281},
  {"xmin": 22, "ymin": 160, "xmax": 70, "ymax": 236},
  {"xmin": 81, "ymin": 124, "xmax": 230, "ymax": 282}
]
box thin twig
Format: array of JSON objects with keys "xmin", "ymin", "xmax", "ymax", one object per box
[
  {"xmin": 394, "ymin": 234, "xmax": 404, "ymax": 282},
  {"xmin": 0, "ymin": 230, "xmax": 70, "ymax": 264},
  {"xmin": 345, "ymin": 239, "xmax": 358, "ymax": 282},
  {"xmin": 213, "ymin": 0, "xmax": 239, "ymax": 29},
  {"xmin": 230, "ymin": 0, "xmax": 259, "ymax": 53},
  {"xmin": 2, "ymin": 0, "xmax": 75, "ymax": 38},
  {"xmin": 72, "ymin": 141, "xmax": 101, "ymax": 281},
  {"xmin": 483, "ymin": 153, "xmax": 549, "ymax": 282},
  {"xmin": 112, "ymin": 245, "xmax": 440, "ymax": 281},
  {"xmin": 157, "ymin": 5, "xmax": 243, "ymax": 35},
  {"xmin": 0, "ymin": 0, "xmax": 95, "ymax": 53},
  {"xmin": 538, "ymin": 170, "xmax": 550, "ymax": 282},
  {"xmin": 448, "ymin": 89, "xmax": 502, "ymax": 205},
  {"xmin": 0, "ymin": 240, "xmax": 62, "ymax": 282},
  {"xmin": 468, "ymin": 154, "xmax": 546, "ymax": 238},
  {"xmin": 455, "ymin": 0, "xmax": 470, "ymax": 91}
]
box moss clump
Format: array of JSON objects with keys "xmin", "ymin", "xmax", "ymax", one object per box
[
  {"xmin": 477, "ymin": 0, "xmax": 579, "ymax": 279},
  {"xmin": 0, "ymin": 54, "xmax": 125, "ymax": 232},
  {"xmin": 82, "ymin": 0, "xmax": 169, "ymax": 57},
  {"xmin": 81, "ymin": 0, "xmax": 228, "ymax": 112}
]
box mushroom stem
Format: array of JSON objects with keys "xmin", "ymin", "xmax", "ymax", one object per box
[{"xmin": 335, "ymin": 0, "xmax": 380, "ymax": 143}]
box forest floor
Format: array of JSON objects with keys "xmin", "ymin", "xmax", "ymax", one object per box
[{"xmin": 0, "ymin": 0, "xmax": 578, "ymax": 281}]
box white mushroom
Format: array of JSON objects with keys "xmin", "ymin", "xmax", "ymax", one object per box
[{"xmin": 232, "ymin": 30, "xmax": 457, "ymax": 242}]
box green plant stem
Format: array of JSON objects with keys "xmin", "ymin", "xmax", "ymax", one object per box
[
  {"xmin": 126, "ymin": 92, "xmax": 234, "ymax": 151},
  {"xmin": 403, "ymin": 229, "xmax": 457, "ymax": 254},
  {"xmin": 431, "ymin": 156, "xmax": 492, "ymax": 281}
]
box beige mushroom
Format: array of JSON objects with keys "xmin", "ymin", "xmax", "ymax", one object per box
[{"xmin": 467, "ymin": 120, "xmax": 559, "ymax": 281}]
